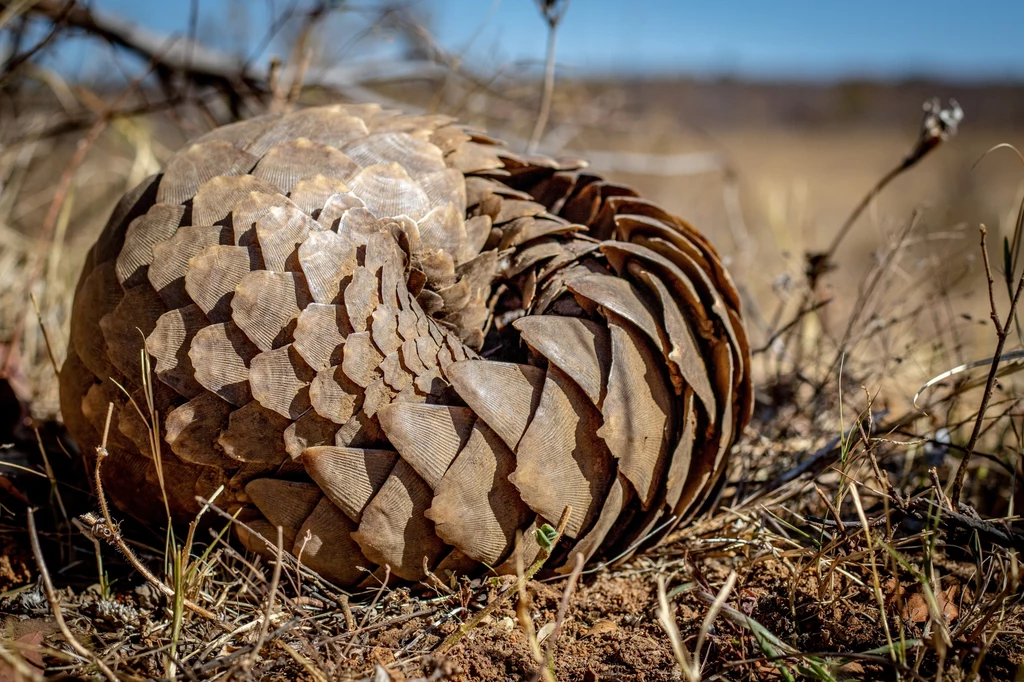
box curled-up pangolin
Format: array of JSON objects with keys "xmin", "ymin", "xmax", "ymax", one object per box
[{"xmin": 59, "ymin": 104, "xmax": 752, "ymax": 584}]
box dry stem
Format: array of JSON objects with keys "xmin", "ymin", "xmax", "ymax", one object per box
[
  {"xmin": 246, "ymin": 525, "xmax": 284, "ymax": 668},
  {"xmin": 27, "ymin": 507, "xmax": 118, "ymax": 681},
  {"xmin": 527, "ymin": 0, "xmax": 570, "ymax": 153},
  {"xmin": 86, "ymin": 404, "xmax": 224, "ymax": 625},
  {"xmin": 950, "ymin": 225, "xmax": 1024, "ymax": 506},
  {"xmin": 533, "ymin": 551, "xmax": 585, "ymax": 682}
]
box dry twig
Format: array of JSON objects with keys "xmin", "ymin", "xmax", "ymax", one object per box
[
  {"xmin": 950, "ymin": 225, "xmax": 1024, "ymax": 506},
  {"xmin": 27, "ymin": 507, "xmax": 118, "ymax": 681},
  {"xmin": 82, "ymin": 404, "xmax": 224, "ymax": 625},
  {"xmin": 532, "ymin": 551, "xmax": 585, "ymax": 682},
  {"xmin": 527, "ymin": 0, "xmax": 571, "ymax": 153},
  {"xmin": 246, "ymin": 525, "xmax": 284, "ymax": 669},
  {"xmin": 807, "ymin": 98, "xmax": 963, "ymax": 290}
]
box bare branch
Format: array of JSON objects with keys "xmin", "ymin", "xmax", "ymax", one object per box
[
  {"xmin": 15, "ymin": 0, "xmax": 447, "ymax": 103},
  {"xmin": 950, "ymin": 225, "xmax": 1024, "ymax": 506},
  {"xmin": 527, "ymin": 0, "xmax": 571, "ymax": 153},
  {"xmin": 28, "ymin": 508, "xmax": 119, "ymax": 681}
]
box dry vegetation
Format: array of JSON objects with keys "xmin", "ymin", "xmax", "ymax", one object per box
[{"xmin": 2, "ymin": 1, "xmax": 1024, "ymax": 680}]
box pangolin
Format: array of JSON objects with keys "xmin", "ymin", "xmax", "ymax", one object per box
[{"xmin": 59, "ymin": 104, "xmax": 751, "ymax": 584}]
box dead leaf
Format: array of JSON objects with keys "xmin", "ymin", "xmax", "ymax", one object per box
[
  {"xmin": 840, "ymin": 661, "xmax": 865, "ymax": 675},
  {"xmin": 0, "ymin": 621, "xmax": 52, "ymax": 682},
  {"xmin": 902, "ymin": 593, "xmax": 929, "ymax": 623},
  {"xmin": 14, "ymin": 630, "xmax": 46, "ymax": 668},
  {"xmin": 899, "ymin": 583, "xmax": 960, "ymax": 624},
  {"xmin": 0, "ymin": 477, "xmax": 30, "ymax": 506},
  {"xmin": 939, "ymin": 584, "xmax": 960, "ymax": 622}
]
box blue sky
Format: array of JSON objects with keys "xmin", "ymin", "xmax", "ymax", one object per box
[{"xmin": 57, "ymin": 0, "xmax": 1024, "ymax": 81}]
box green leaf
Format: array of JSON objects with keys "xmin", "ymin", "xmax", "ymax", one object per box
[{"xmin": 536, "ymin": 523, "xmax": 558, "ymax": 552}]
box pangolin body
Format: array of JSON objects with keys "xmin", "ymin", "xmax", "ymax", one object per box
[{"xmin": 59, "ymin": 104, "xmax": 752, "ymax": 584}]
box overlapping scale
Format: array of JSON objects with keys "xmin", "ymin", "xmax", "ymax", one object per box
[
  {"xmin": 352, "ymin": 458, "xmax": 449, "ymax": 582},
  {"xmin": 98, "ymin": 283, "xmax": 167, "ymax": 384},
  {"xmin": 598, "ymin": 312, "xmax": 673, "ymax": 509},
  {"xmin": 252, "ymin": 139, "xmax": 360, "ymax": 194},
  {"xmin": 186, "ymin": 245, "xmax": 262, "ymax": 323},
  {"xmin": 115, "ymin": 204, "xmax": 186, "ymax": 288},
  {"xmin": 426, "ymin": 420, "xmax": 532, "ymax": 566},
  {"xmin": 155, "ymin": 141, "xmax": 257, "ymax": 206},
  {"xmin": 509, "ymin": 365, "xmax": 614, "ymax": 539},
  {"xmin": 192, "ymin": 175, "xmax": 278, "ymax": 226},
  {"xmin": 149, "ymin": 225, "xmax": 233, "ymax": 308},
  {"xmin": 60, "ymin": 103, "xmax": 751, "ymax": 586}
]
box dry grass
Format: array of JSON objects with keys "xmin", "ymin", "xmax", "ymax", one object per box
[{"xmin": 3, "ymin": 3, "xmax": 1024, "ymax": 681}]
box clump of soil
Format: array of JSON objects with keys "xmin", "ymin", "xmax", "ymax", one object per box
[{"xmin": 0, "ymin": 543, "xmax": 32, "ymax": 593}]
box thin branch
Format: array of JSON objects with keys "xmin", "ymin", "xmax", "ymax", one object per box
[
  {"xmin": 814, "ymin": 484, "xmax": 849, "ymax": 541},
  {"xmin": 242, "ymin": 0, "xmax": 302, "ymax": 70},
  {"xmin": 808, "ymin": 98, "xmax": 963, "ymax": 290},
  {"xmin": 11, "ymin": 95, "xmax": 185, "ymax": 141},
  {"xmin": 27, "ymin": 508, "xmax": 118, "ymax": 681},
  {"xmin": 527, "ymin": 0, "xmax": 570, "ymax": 154},
  {"xmin": 535, "ymin": 550, "xmax": 584, "ymax": 681},
  {"xmin": 247, "ymin": 525, "xmax": 284, "ymax": 669},
  {"xmin": 811, "ymin": 208, "xmax": 922, "ymax": 394},
  {"xmin": 907, "ymin": 496, "xmax": 1024, "ymax": 553},
  {"xmin": 773, "ymin": 99, "xmax": 964, "ymax": 370},
  {"xmin": 83, "ymin": 404, "xmax": 225, "ymax": 625},
  {"xmin": 950, "ymin": 225, "xmax": 1024, "ymax": 506},
  {"xmin": 18, "ymin": 0, "xmax": 446, "ymax": 103},
  {"xmin": 753, "ymin": 297, "xmax": 833, "ymax": 355},
  {"xmin": 0, "ymin": 0, "xmax": 73, "ymax": 85},
  {"xmin": 2, "ymin": 29, "xmax": 169, "ymax": 378}
]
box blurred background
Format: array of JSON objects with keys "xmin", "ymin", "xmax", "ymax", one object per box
[{"xmin": 3, "ymin": 0, "xmax": 1024, "ymax": 417}]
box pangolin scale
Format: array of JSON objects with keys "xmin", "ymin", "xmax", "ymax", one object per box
[{"xmin": 59, "ymin": 104, "xmax": 752, "ymax": 584}]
